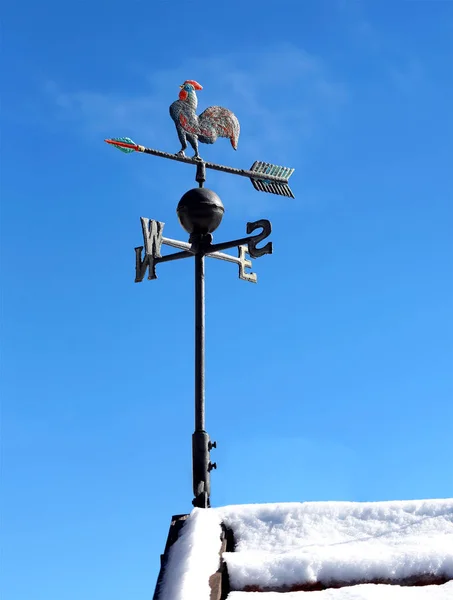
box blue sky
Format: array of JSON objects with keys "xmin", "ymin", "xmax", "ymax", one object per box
[{"xmin": 2, "ymin": 1, "xmax": 453, "ymax": 598}]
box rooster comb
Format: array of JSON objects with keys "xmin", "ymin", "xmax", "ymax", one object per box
[{"xmin": 184, "ymin": 80, "xmax": 203, "ymax": 90}]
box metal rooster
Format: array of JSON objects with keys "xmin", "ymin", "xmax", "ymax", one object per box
[{"xmin": 169, "ymin": 80, "xmax": 240, "ymax": 160}]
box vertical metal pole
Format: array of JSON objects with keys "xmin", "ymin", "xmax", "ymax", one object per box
[
  {"xmin": 192, "ymin": 250, "xmax": 211, "ymax": 508},
  {"xmin": 195, "ymin": 252, "xmax": 205, "ymax": 432}
]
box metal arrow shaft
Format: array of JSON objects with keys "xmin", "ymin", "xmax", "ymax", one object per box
[{"xmin": 105, "ymin": 139, "xmax": 292, "ymax": 186}]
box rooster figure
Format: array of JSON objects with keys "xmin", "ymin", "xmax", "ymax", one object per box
[{"xmin": 169, "ymin": 80, "xmax": 240, "ymax": 160}]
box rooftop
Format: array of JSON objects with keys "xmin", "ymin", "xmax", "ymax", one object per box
[{"xmin": 154, "ymin": 498, "xmax": 453, "ymax": 599}]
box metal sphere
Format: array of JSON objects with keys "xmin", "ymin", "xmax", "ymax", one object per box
[{"xmin": 177, "ymin": 187, "xmax": 224, "ymax": 235}]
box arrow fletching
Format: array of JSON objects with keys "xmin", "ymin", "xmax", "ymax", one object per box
[
  {"xmin": 105, "ymin": 137, "xmax": 141, "ymax": 153},
  {"xmin": 250, "ymin": 161, "xmax": 295, "ymax": 198}
]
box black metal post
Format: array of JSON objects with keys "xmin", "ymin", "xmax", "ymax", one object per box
[
  {"xmin": 192, "ymin": 247, "xmax": 214, "ymax": 508},
  {"xmin": 195, "ymin": 251, "xmax": 205, "ymax": 432}
]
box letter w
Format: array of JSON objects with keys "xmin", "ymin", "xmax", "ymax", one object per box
[{"xmin": 135, "ymin": 219, "xmax": 165, "ymax": 282}]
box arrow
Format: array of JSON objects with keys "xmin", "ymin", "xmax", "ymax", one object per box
[{"xmin": 105, "ymin": 137, "xmax": 295, "ymax": 198}]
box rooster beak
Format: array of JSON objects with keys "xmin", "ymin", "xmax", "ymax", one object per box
[{"xmin": 179, "ymin": 84, "xmax": 183, "ymax": 88}]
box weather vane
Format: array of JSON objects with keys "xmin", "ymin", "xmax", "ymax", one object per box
[
  {"xmin": 105, "ymin": 79, "xmax": 295, "ymax": 198},
  {"xmin": 105, "ymin": 81, "xmax": 295, "ymax": 509}
]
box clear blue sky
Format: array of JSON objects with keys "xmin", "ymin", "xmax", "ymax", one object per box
[{"xmin": 2, "ymin": 1, "xmax": 452, "ymax": 599}]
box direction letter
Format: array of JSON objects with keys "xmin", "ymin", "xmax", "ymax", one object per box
[
  {"xmin": 238, "ymin": 245, "xmax": 257, "ymax": 283},
  {"xmin": 141, "ymin": 218, "xmax": 164, "ymax": 257},
  {"xmin": 247, "ymin": 219, "xmax": 273, "ymax": 258},
  {"xmin": 135, "ymin": 219, "xmax": 165, "ymax": 282}
]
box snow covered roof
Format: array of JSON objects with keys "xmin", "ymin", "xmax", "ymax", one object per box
[{"xmin": 154, "ymin": 499, "xmax": 453, "ymax": 600}]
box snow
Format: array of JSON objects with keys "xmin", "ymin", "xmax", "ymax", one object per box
[
  {"xmin": 158, "ymin": 499, "xmax": 453, "ymax": 599},
  {"xmin": 216, "ymin": 499, "xmax": 453, "ymax": 590},
  {"xmin": 227, "ymin": 581, "xmax": 453, "ymax": 599},
  {"xmin": 157, "ymin": 508, "xmax": 222, "ymax": 600}
]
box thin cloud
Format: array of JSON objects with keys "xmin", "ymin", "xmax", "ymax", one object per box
[
  {"xmin": 44, "ymin": 44, "xmax": 348, "ymax": 160},
  {"xmin": 388, "ymin": 59, "xmax": 426, "ymax": 95},
  {"xmin": 334, "ymin": 2, "xmax": 431, "ymax": 96},
  {"xmin": 43, "ymin": 80, "xmax": 160, "ymax": 139}
]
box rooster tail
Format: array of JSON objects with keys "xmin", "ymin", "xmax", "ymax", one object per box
[
  {"xmin": 230, "ymin": 122, "xmax": 239, "ymax": 150},
  {"xmin": 198, "ymin": 106, "xmax": 240, "ymax": 150},
  {"xmin": 227, "ymin": 110, "xmax": 240, "ymax": 150}
]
